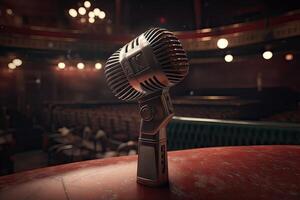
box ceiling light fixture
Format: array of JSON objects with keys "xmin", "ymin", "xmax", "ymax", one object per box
[
  {"xmin": 224, "ymin": 54, "xmax": 233, "ymax": 62},
  {"xmin": 217, "ymin": 38, "xmax": 228, "ymax": 49},
  {"xmin": 262, "ymin": 51, "xmax": 273, "ymax": 60}
]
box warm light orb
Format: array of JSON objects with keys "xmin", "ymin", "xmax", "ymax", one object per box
[
  {"xmin": 6, "ymin": 9, "xmax": 13, "ymax": 15},
  {"xmin": 263, "ymin": 51, "xmax": 273, "ymax": 60},
  {"xmin": 95, "ymin": 63, "xmax": 102, "ymax": 69},
  {"xmin": 84, "ymin": 1, "xmax": 91, "ymax": 8},
  {"xmin": 88, "ymin": 11, "xmax": 95, "ymax": 18},
  {"xmin": 8, "ymin": 63, "xmax": 16, "ymax": 69},
  {"xmin": 99, "ymin": 11, "xmax": 106, "ymax": 19},
  {"xmin": 94, "ymin": 8, "xmax": 101, "ymax": 16},
  {"xmin": 285, "ymin": 53, "xmax": 293, "ymax": 61},
  {"xmin": 80, "ymin": 18, "xmax": 86, "ymax": 23},
  {"xmin": 35, "ymin": 79, "xmax": 41, "ymax": 84},
  {"xmin": 77, "ymin": 62, "xmax": 85, "ymax": 69},
  {"xmin": 78, "ymin": 7, "xmax": 86, "ymax": 15},
  {"xmin": 69, "ymin": 9, "xmax": 77, "ymax": 17},
  {"xmin": 224, "ymin": 54, "xmax": 233, "ymax": 62},
  {"xmin": 58, "ymin": 62, "xmax": 66, "ymax": 69},
  {"xmin": 217, "ymin": 38, "xmax": 228, "ymax": 49},
  {"xmin": 12, "ymin": 58, "xmax": 22, "ymax": 66},
  {"xmin": 89, "ymin": 17, "xmax": 95, "ymax": 23}
]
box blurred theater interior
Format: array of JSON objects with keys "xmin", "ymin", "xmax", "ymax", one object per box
[{"xmin": 0, "ymin": 0, "xmax": 300, "ymax": 199}]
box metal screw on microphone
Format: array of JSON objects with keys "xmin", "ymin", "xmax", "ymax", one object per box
[
  {"xmin": 140, "ymin": 105, "xmax": 153, "ymax": 121},
  {"xmin": 105, "ymin": 28, "xmax": 189, "ymax": 187}
]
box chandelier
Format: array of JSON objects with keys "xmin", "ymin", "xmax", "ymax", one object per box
[{"xmin": 68, "ymin": 1, "xmax": 106, "ymax": 24}]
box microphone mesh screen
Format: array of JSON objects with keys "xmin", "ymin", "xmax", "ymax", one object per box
[
  {"xmin": 105, "ymin": 49, "xmax": 145, "ymax": 101},
  {"xmin": 105, "ymin": 28, "xmax": 189, "ymax": 101},
  {"xmin": 144, "ymin": 28, "xmax": 189, "ymax": 85}
]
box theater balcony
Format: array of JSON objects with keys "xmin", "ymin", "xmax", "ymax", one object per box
[{"xmin": 0, "ymin": 1, "xmax": 300, "ymax": 199}]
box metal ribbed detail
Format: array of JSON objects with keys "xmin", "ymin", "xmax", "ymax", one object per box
[
  {"xmin": 144, "ymin": 28, "xmax": 189, "ymax": 85},
  {"xmin": 105, "ymin": 28, "xmax": 189, "ymax": 101},
  {"xmin": 105, "ymin": 49, "xmax": 144, "ymax": 101}
]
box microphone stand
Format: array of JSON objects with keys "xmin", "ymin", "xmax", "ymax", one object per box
[{"xmin": 137, "ymin": 89, "xmax": 174, "ymax": 187}]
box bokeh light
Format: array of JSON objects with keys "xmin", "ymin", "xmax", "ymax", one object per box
[
  {"xmin": 58, "ymin": 62, "xmax": 66, "ymax": 69},
  {"xmin": 69, "ymin": 9, "xmax": 77, "ymax": 17},
  {"xmin": 84, "ymin": 1, "xmax": 91, "ymax": 8},
  {"xmin": 99, "ymin": 11, "xmax": 106, "ymax": 19},
  {"xmin": 88, "ymin": 11, "xmax": 95, "ymax": 18},
  {"xmin": 285, "ymin": 53, "xmax": 293, "ymax": 61},
  {"xmin": 94, "ymin": 8, "xmax": 101, "ymax": 16},
  {"xmin": 224, "ymin": 54, "xmax": 233, "ymax": 62},
  {"xmin": 12, "ymin": 58, "xmax": 22, "ymax": 66},
  {"xmin": 78, "ymin": 7, "xmax": 86, "ymax": 15},
  {"xmin": 217, "ymin": 38, "xmax": 228, "ymax": 49},
  {"xmin": 95, "ymin": 63, "xmax": 102, "ymax": 70},
  {"xmin": 6, "ymin": 9, "xmax": 13, "ymax": 15},
  {"xmin": 89, "ymin": 17, "xmax": 95, "ymax": 23},
  {"xmin": 77, "ymin": 63, "xmax": 85, "ymax": 70},
  {"xmin": 263, "ymin": 51, "xmax": 273, "ymax": 60},
  {"xmin": 80, "ymin": 18, "xmax": 86, "ymax": 23},
  {"xmin": 8, "ymin": 63, "xmax": 16, "ymax": 70}
]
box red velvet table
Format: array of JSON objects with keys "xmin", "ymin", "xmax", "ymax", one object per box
[{"xmin": 0, "ymin": 146, "xmax": 299, "ymax": 200}]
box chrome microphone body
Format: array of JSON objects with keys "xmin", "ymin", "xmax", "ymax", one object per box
[{"xmin": 105, "ymin": 28, "xmax": 189, "ymax": 187}]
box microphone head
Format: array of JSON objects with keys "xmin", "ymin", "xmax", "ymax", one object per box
[{"xmin": 105, "ymin": 28, "xmax": 189, "ymax": 101}]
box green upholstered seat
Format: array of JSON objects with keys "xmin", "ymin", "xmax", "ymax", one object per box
[{"xmin": 167, "ymin": 116, "xmax": 300, "ymax": 150}]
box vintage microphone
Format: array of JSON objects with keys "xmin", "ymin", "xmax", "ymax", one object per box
[{"xmin": 104, "ymin": 28, "xmax": 189, "ymax": 187}]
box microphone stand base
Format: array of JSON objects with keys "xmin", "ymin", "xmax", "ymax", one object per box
[
  {"xmin": 137, "ymin": 134, "xmax": 169, "ymax": 187},
  {"xmin": 137, "ymin": 177, "xmax": 169, "ymax": 187}
]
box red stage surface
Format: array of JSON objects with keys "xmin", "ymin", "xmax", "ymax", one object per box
[{"xmin": 0, "ymin": 146, "xmax": 299, "ymax": 200}]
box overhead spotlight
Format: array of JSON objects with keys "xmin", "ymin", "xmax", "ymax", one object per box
[
  {"xmin": 217, "ymin": 38, "xmax": 228, "ymax": 49},
  {"xmin": 69, "ymin": 9, "xmax": 77, "ymax": 17},
  {"xmin": 8, "ymin": 63, "xmax": 16, "ymax": 70},
  {"xmin": 263, "ymin": 51, "xmax": 273, "ymax": 60},
  {"xmin": 84, "ymin": 1, "xmax": 91, "ymax": 8},
  {"xmin": 224, "ymin": 54, "xmax": 233, "ymax": 62},
  {"xmin": 99, "ymin": 11, "xmax": 106, "ymax": 19},
  {"xmin": 88, "ymin": 17, "xmax": 95, "ymax": 23},
  {"xmin": 94, "ymin": 8, "xmax": 101, "ymax": 16},
  {"xmin": 95, "ymin": 63, "xmax": 102, "ymax": 69},
  {"xmin": 12, "ymin": 58, "xmax": 22, "ymax": 66},
  {"xmin": 77, "ymin": 62, "xmax": 85, "ymax": 70},
  {"xmin": 58, "ymin": 62, "xmax": 66, "ymax": 69},
  {"xmin": 88, "ymin": 11, "xmax": 95, "ymax": 18},
  {"xmin": 78, "ymin": 7, "xmax": 86, "ymax": 15},
  {"xmin": 285, "ymin": 53, "xmax": 293, "ymax": 61}
]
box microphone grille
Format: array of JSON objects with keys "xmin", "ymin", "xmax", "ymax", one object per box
[
  {"xmin": 144, "ymin": 28, "xmax": 189, "ymax": 85},
  {"xmin": 105, "ymin": 49, "xmax": 145, "ymax": 101}
]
